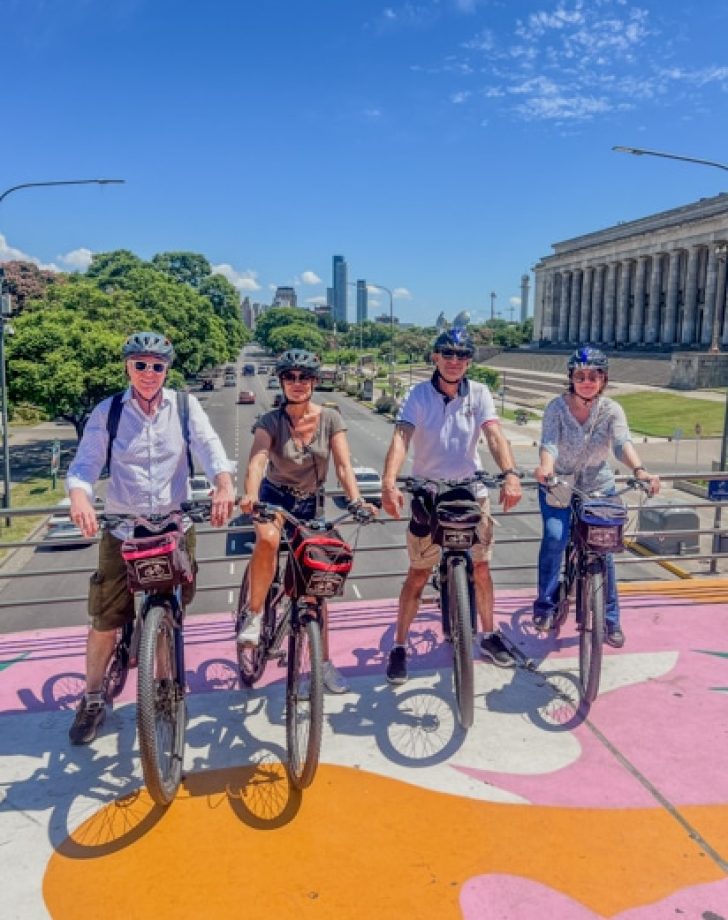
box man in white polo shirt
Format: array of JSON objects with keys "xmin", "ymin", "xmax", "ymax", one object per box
[{"xmin": 381, "ymin": 327, "xmax": 522, "ymax": 683}]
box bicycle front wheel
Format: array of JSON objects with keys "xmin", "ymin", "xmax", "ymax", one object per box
[
  {"xmin": 285, "ymin": 616, "xmax": 324, "ymax": 789},
  {"xmin": 577, "ymin": 561, "xmax": 606, "ymax": 704},
  {"xmin": 137, "ymin": 604, "xmax": 186, "ymax": 806},
  {"xmin": 235, "ymin": 566, "xmax": 276, "ymax": 687},
  {"xmin": 448, "ymin": 558, "xmax": 475, "ymax": 729}
]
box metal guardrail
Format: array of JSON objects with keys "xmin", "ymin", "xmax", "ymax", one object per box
[{"xmin": 0, "ymin": 472, "xmax": 726, "ymax": 609}]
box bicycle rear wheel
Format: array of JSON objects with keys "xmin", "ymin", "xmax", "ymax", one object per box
[
  {"xmin": 448, "ymin": 558, "xmax": 474, "ymax": 729},
  {"xmin": 137, "ymin": 603, "xmax": 186, "ymax": 806},
  {"xmin": 235, "ymin": 566, "xmax": 276, "ymax": 687},
  {"xmin": 285, "ymin": 615, "xmax": 323, "ymax": 789},
  {"xmin": 577, "ymin": 561, "xmax": 606, "ymax": 704}
]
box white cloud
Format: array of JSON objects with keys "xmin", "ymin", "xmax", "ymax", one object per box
[
  {"xmin": 451, "ymin": 90, "xmax": 471, "ymax": 104},
  {"xmin": 393, "ymin": 287, "xmax": 413, "ymax": 300},
  {"xmin": 299, "ymin": 270, "xmax": 322, "ymax": 285},
  {"xmin": 58, "ymin": 247, "xmax": 93, "ymax": 271},
  {"xmin": 306, "ymin": 295, "xmax": 328, "ymax": 306},
  {"xmin": 509, "ymin": 296, "xmax": 521, "ymax": 308},
  {"xmin": 211, "ymin": 263, "xmax": 261, "ymax": 292},
  {"xmin": 0, "ymin": 233, "xmax": 61, "ymax": 271}
]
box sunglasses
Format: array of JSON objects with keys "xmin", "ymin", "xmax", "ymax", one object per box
[
  {"xmin": 572, "ymin": 371, "xmax": 603, "ymax": 383},
  {"xmin": 437, "ymin": 348, "xmax": 473, "ymax": 360},
  {"xmin": 132, "ymin": 360, "xmax": 167, "ymax": 373},
  {"xmin": 280, "ymin": 371, "xmax": 315, "ymax": 383}
]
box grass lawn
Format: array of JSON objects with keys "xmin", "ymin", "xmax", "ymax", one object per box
[
  {"xmin": 0, "ymin": 478, "xmax": 67, "ymax": 561},
  {"xmin": 613, "ymin": 392, "xmax": 726, "ymax": 437}
]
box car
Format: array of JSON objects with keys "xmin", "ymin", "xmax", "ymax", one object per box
[
  {"xmin": 188, "ymin": 474, "xmax": 212, "ymax": 502},
  {"xmin": 243, "ymin": 363, "xmax": 256, "ymax": 375},
  {"xmin": 353, "ymin": 466, "xmax": 382, "ymax": 506},
  {"xmin": 224, "ymin": 376, "xmax": 236, "ymax": 387},
  {"xmin": 42, "ymin": 497, "xmax": 94, "ymax": 548},
  {"xmin": 238, "ymin": 390, "xmax": 255, "ymax": 404},
  {"xmin": 200, "ymin": 378, "xmax": 215, "ymax": 391},
  {"xmin": 257, "ymin": 365, "xmax": 268, "ymax": 374},
  {"xmin": 272, "ymin": 393, "xmax": 284, "ymax": 407},
  {"xmin": 267, "ymin": 377, "xmax": 281, "ymax": 390}
]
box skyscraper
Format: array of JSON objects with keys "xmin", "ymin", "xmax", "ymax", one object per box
[
  {"xmin": 332, "ymin": 255, "xmax": 348, "ymax": 325},
  {"xmin": 356, "ymin": 279, "xmax": 368, "ymax": 324}
]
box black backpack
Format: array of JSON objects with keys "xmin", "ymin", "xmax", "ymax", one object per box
[{"xmin": 105, "ymin": 391, "xmax": 193, "ymax": 477}]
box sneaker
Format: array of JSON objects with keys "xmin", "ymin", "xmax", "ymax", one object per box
[
  {"xmin": 605, "ymin": 625, "xmax": 625, "ymax": 649},
  {"xmin": 236, "ymin": 611, "xmax": 262, "ymax": 646},
  {"xmin": 322, "ymin": 660, "xmax": 349, "ymax": 694},
  {"xmin": 386, "ymin": 646, "xmax": 408, "ymax": 684},
  {"xmin": 532, "ymin": 612, "xmax": 553, "ymax": 632},
  {"xmin": 69, "ymin": 694, "xmax": 106, "ymax": 745},
  {"xmin": 479, "ymin": 632, "xmax": 516, "ymax": 668}
]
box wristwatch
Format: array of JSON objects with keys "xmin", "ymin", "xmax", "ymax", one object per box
[{"xmin": 502, "ymin": 468, "xmax": 523, "ymax": 479}]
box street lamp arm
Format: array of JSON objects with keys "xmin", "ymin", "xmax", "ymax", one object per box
[
  {"xmin": 612, "ymin": 146, "xmax": 728, "ymax": 172},
  {"xmin": 0, "ymin": 178, "xmax": 125, "ymax": 204}
]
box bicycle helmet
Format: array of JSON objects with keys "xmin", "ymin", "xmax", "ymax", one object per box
[
  {"xmin": 567, "ymin": 346, "xmax": 608, "ymax": 374},
  {"xmin": 122, "ymin": 331, "xmax": 175, "ymax": 363},
  {"xmin": 432, "ymin": 326, "xmax": 474, "ymax": 356},
  {"xmin": 275, "ymin": 349, "xmax": 321, "ymax": 377}
]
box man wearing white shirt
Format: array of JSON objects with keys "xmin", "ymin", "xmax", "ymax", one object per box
[
  {"xmin": 66, "ymin": 331, "xmax": 235, "ymax": 744},
  {"xmin": 381, "ymin": 328, "xmax": 522, "ymax": 683}
]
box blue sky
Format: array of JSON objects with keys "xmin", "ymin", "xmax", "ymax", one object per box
[{"xmin": 2, "ymin": 0, "xmax": 728, "ymax": 326}]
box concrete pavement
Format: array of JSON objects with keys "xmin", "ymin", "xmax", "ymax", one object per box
[{"xmin": 1, "ymin": 580, "xmax": 728, "ymax": 919}]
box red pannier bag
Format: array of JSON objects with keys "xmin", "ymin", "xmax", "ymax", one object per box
[
  {"xmin": 283, "ymin": 524, "xmax": 354, "ymax": 598},
  {"xmin": 121, "ymin": 517, "xmax": 193, "ymax": 593}
]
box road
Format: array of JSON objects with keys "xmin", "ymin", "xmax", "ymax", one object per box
[{"xmin": 0, "ymin": 346, "xmax": 713, "ymax": 634}]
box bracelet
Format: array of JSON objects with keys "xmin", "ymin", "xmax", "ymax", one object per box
[
  {"xmin": 502, "ymin": 468, "xmax": 522, "ymax": 479},
  {"xmin": 633, "ymin": 466, "xmax": 646, "ymax": 475}
]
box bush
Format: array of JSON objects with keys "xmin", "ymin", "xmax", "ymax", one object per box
[
  {"xmin": 11, "ymin": 402, "xmax": 46, "ymax": 424},
  {"xmin": 375, "ymin": 368, "xmax": 387, "ymax": 379},
  {"xmin": 375, "ymin": 395, "xmax": 398, "ymax": 415},
  {"xmin": 468, "ymin": 364, "xmax": 500, "ymax": 390}
]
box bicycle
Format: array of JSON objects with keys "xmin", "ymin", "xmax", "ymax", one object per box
[
  {"xmin": 98, "ymin": 501, "xmax": 209, "ymax": 805},
  {"xmin": 401, "ymin": 470, "xmax": 505, "ymax": 730},
  {"xmin": 235, "ymin": 501, "xmax": 374, "ymax": 789},
  {"xmin": 541, "ymin": 477, "xmax": 649, "ymax": 704}
]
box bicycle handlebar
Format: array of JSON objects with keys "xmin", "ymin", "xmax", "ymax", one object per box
[
  {"xmin": 544, "ymin": 475, "xmax": 651, "ymax": 501},
  {"xmin": 98, "ymin": 501, "xmax": 213, "ymax": 528},
  {"xmin": 251, "ymin": 501, "xmax": 378, "ymax": 529},
  {"xmin": 398, "ymin": 470, "xmax": 507, "ymax": 492}
]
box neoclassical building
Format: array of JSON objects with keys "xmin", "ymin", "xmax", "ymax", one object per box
[{"xmin": 533, "ymin": 193, "xmax": 728, "ymax": 349}]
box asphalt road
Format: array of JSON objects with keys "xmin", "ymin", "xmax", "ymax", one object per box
[{"xmin": 0, "ymin": 346, "xmax": 715, "ymax": 634}]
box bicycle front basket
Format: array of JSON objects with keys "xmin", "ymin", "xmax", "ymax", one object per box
[
  {"xmin": 121, "ymin": 526, "xmax": 193, "ymax": 593},
  {"xmin": 283, "ymin": 525, "xmax": 354, "ymax": 598},
  {"xmin": 432, "ymin": 486, "xmax": 481, "ymax": 549},
  {"xmin": 577, "ymin": 499, "xmax": 628, "ymax": 554}
]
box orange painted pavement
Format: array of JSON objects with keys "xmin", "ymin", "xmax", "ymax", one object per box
[{"xmin": 44, "ymin": 765, "xmax": 728, "ymax": 920}]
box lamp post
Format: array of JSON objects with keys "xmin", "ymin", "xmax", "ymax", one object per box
[
  {"xmin": 0, "ymin": 177, "xmax": 125, "ymax": 521},
  {"xmin": 371, "ymin": 281, "xmax": 395, "ymax": 384}
]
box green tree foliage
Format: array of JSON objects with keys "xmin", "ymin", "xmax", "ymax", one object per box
[
  {"xmin": 468, "ymin": 365, "xmax": 500, "ymax": 390},
  {"xmin": 85, "ymin": 249, "xmax": 145, "ymax": 287},
  {"xmin": 151, "ymin": 251, "xmax": 212, "ymax": 288},
  {"xmin": 199, "ymin": 273, "xmax": 250, "ymax": 354},
  {"xmin": 268, "ymin": 323, "xmax": 325, "ymax": 354},
  {"xmin": 255, "ymin": 307, "xmax": 317, "ymax": 350},
  {"xmin": 340, "ymin": 321, "xmax": 390, "ymax": 349}
]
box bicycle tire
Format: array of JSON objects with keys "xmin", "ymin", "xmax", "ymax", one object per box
[
  {"xmin": 104, "ymin": 623, "xmax": 133, "ymax": 702},
  {"xmin": 577, "ymin": 560, "xmax": 606, "ymax": 704},
  {"xmin": 137, "ymin": 603, "xmax": 186, "ymax": 806},
  {"xmin": 448, "ymin": 558, "xmax": 475, "ymax": 729},
  {"xmin": 285, "ymin": 615, "xmax": 324, "ymax": 789},
  {"xmin": 235, "ymin": 566, "xmax": 276, "ymax": 687}
]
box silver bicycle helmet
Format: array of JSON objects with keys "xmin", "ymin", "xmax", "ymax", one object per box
[
  {"xmin": 122, "ymin": 331, "xmax": 175, "ymax": 362},
  {"xmin": 275, "ymin": 349, "xmax": 321, "ymax": 377}
]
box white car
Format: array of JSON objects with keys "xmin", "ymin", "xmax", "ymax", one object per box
[
  {"xmin": 189, "ymin": 475, "xmax": 212, "ymax": 502},
  {"xmin": 43, "ymin": 497, "xmax": 92, "ymax": 548},
  {"xmin": 353, "ymin": 466, "xmax": 382, "ymax": 506}
]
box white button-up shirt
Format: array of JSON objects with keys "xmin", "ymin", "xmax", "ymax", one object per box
[{"xmin": 67, "ymin": 387, "xmax": 235, "ymax": 517}]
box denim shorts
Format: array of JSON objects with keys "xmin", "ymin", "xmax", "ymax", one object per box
[{"xmin": 259, "ymin": 479, "xmax": 320, "ymax": 538}]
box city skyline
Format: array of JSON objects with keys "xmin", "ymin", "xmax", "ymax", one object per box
[{"xmin": 2, "ymin": 1, "xmax": 728, "ymax": 327}]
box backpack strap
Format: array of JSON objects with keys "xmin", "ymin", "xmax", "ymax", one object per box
[{"xmin": 106, "ymin": 390, "xmax": 194, "ymax": 478}]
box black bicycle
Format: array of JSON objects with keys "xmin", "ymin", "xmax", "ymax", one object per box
[
  {"xmin": 235, "ymin": 502, "xmax": 373, "ymax": 789},
  {"xmin": 401, "ymin": 470, "xmax": 504, "ymax": 730},
  {"xmin": 99, "ymin": 501, "xmax": 208, "ymax": 805},
  {"xmin": 543, "ymin": 478, "xmax": 648, "ymax": 703}
]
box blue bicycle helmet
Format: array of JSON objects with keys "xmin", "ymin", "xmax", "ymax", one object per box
[
  {"xmin": 432, "ymin": 326, "xmax": 475, "ymax": 356},
  {"xmin": 122, "ymin": 331, "xmax": 175, "ymax": 363}
]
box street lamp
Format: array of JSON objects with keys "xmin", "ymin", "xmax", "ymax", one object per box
[
  {"xmin": 612, "ymin": 146, "xmax": 728, "ymax": 173},
  {"xmin": 371, "ymin": 281, "xmax": 394, "ymax": 374},
  {"xmin": 0, "ymin": 177, "xmax": 125, "ymax": 521}
]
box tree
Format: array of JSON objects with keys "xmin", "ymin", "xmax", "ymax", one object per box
[
  {"xmin": 0, "ymin": 260, "xmax": 62, "ymax": 311},
  {"xmin": 85, "ymin": 250, "xmax": 145, "ymax": 287},
  {"xmin": 268, "ymin": 323, "xmax": 325, "ymax": 354},
  {"xmin": 255, "ymin": 307, "xmax": 317, "ymax": 349},
  {"xmin": 152, "ymin": 251, "xmax": 212, "ymax": 288}
]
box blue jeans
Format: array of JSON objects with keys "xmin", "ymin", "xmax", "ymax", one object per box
[{"xmin": 533, "ymin": 490, "xmax": 620, "ymax": 628}]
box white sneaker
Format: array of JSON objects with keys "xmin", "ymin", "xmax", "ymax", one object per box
[
  {"xmin": 322, "ymin": 660, "xmax": 349, "ymax": 694},
  {"xmin": 236, "ymin": 612, "xmax": 262, "ymax": 646}
]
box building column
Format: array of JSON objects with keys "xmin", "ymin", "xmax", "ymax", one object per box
[
  {"xmin": 662, "ymin": 249, "xmax": 681, "ymax": 344},
  {"xmin": 557, "ymin": 271, "xmax": 571, "ymax": 343},
  {"xmin": 568, "ymin": 269, "xmax": 582, "ymax": 343},
  {"xmin": 542, "ymin": 271, "xmax": 555, "ymax": 341},
  {"xmin": 702, "ymin": 246, "xmax": 719, "ymax": 347},
  {"xmin": 579, "ymin": 267, "xmax": 594, "ymax": 342},
  {"xmin": 615, "ymin": 260, "xmax": 631, "ymax": 344},
  {"xmin": 717, "ymin": 255, "xmax": 728, "ymax": 346},
  {"xmin": 602, "ymin": 262, "xmax": 617, "ymax": 344},
  {"xmin": 681, "ymin": 246, "xmax": 701, "ymax": 345},
  {"xmin": 629, "ymin": 256, "xmax": 647, "ymax": 344},
  {"xmin": 645, "ymin": 252, "xmax": 663, "ymax": 345},
  {"xmin": 590, "ymin": 265, "xmax": 604, "ymax": 342},
  {"xmin": 532, "ymin": 269, "xmax": 544, "ymax": 341}
]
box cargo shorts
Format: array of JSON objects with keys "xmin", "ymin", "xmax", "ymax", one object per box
[
  {"xmin": 406, "ymin": 494, "xmax": 494, "ymax": 570},
  {"xmin": 88, "ymin": 527, "xmax": 197, "ymax": 631}
]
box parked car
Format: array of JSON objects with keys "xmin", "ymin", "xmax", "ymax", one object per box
[
  {"xmin": 353, "ymin": 466, "xmax": 382, "ymax": 506},
  {"xmin": 267, "ymin": 377, "xmax": 281, "ymax": 390},
  {"xmin": 42, "ymin": 497, "xmax": 94, "ymax": 548},
  {"xmin": 243, "ymin": 363, "xmax": 256, "ymax": 375},
  {"xmin": 189, "ymin": 474, "xmax": 212, "ymax": 502},
  {"xmin": 238, "ymin": 390, "xmax": 255, "ymax": 404}
]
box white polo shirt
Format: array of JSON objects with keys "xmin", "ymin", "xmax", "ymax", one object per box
[{"xmin": 396, "ymin": 372, "xmax": 500, "ymax": 482}]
